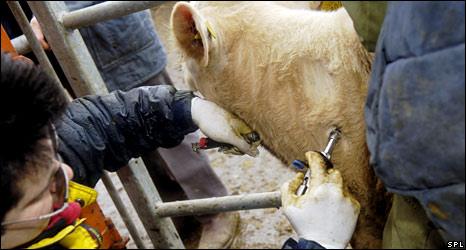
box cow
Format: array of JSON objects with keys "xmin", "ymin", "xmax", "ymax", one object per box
[{"xmin": 170, "ymin": 2, "xmax": 387, "ymax": 248}]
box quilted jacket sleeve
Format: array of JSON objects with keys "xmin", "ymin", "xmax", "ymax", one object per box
[{"xmin": 56, "ymin": 85, "xmax": 197, "ymax": 187}]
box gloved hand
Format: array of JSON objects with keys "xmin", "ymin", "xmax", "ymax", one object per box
[
  {"xmin": 191, "ymin": 97, "xmax": 260, "ymax": 156},
  {"xmin": 281, "ymin": 151, "xmax": 360, "ymax": 249}
]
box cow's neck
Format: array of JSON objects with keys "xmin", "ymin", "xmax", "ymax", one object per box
[{"xmin": 215, "ymin": 5, "xmax": 370, "ymax": 162}]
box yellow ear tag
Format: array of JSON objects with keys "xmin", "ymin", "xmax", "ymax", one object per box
[
  {"xmin": 206, "ymin": 21, "xmax": 217, "ymax": 39},
  {"xmin": 320, "ymin": 1, "xmax": 342, "ymax": 11}
]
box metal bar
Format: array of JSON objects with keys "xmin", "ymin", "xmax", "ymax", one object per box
[
  {"xmin": 28, "ymin": 2, "xmax": 185, "ymax": 248},
  {"xmin": 101, "ymin": 172, "xmax": 147, "ymax": 249},
  {"xmin": 62, "ymin": 1, "xmax": 165, "ymax": 29},
  {"xmin": 27, "ymin": 1, "xmax": 107, "ymax": 96},
  {"xmin": 7, "ymin": 1, "xmax": 61, "ymax": 85},
  {"xmin": 11, "ymin": 34, "xmax": 31, "ymax": 55},
  {"xmin": 118, "ymin": 159, "xmax": 185, "ymax": 249},
  {"xmin": 13, "ymin": 1, "xmax": 165, "ymax": 53},
  {"xmin": 155, "ymin": 191, "xmax": 282, "ymax": 218}
]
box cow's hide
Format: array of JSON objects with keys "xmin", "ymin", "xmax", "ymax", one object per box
[{"xmin": 171, "ymin": 2, "xmax": 388, "ymax": 248}]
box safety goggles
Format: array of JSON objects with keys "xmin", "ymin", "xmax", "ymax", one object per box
[{"xmin": 1, "ymin": 123, "xmax": 69, "ymax": 227}]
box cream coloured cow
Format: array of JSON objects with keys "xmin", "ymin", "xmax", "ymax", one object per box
[{"xmin": 170, "ymin": 2, "xmax": 387, "ymax": 248}]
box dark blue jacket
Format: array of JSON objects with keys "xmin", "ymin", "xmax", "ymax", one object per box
[
  {"xmin": 56, "ymin": 86, "xmax": 197, "ymax": 187},
  {"xmin": 365, "ymin": 1, "xmax": 465, "ymax": 243},
  {"xmin": 282, "ymin": 238, "xmax": 325, "ymax": 249},
  {"xmin": 64, "ymin": 1, "xmax": 167, "ymax": 92}
]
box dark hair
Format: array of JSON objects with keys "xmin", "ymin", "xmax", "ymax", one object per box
[{"xmin": 0, "ymin": 52, "xmax": 68, "ymax": 233}]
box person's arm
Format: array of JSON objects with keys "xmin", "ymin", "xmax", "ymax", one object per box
[
  {"xmin": 56, "ymin": 85, "xmax": 259, "ymax": 187},
  {"xmin": 56, "ymin": 85, "xmax": 194, "ymax": 186}
]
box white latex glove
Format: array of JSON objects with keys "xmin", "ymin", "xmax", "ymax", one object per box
[
  {"xmin": 30, "ymin": 16, "xmax": 50, "ymax": 50},
  {"xmin": 281, "ymin": 151, "xmax": 360, "ymax": 249},
  {"xmin": 191, "ymin": 97, "xmax": 260, "ymax": 156}
]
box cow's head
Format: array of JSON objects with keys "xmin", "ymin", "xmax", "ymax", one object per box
[{"xmin": 171, "ymin": 1, "xmax": 266, "ymax": 106}]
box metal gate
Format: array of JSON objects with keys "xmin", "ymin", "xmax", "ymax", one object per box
[{"xmin": 6, "ymin": 1, "xmax": 282, "ymax": 248}]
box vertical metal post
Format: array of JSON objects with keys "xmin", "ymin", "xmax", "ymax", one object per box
[
  {"xmin": 6, "ymin": 1, "xmax": 61, "ymax": 86},
  {"xmin": 7, "ymin": 2, "xmax": 144, "ymax": 246},
  {"xmin": 101, "ymin": 173, "xmax": 147, "ymax": 249},
  {"xmin": 27, "ymin": 1, "xmax": 184, "ymax": 248},
  {"xmin": 26, "ymin": 1, "xmax": 106, "ymax": 96},
  {"xmin": 118, "ymin": 159, "xmax": 185, "ymax": 249}
]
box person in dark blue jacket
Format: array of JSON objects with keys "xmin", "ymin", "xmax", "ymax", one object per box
[
  {"xmin": 281, "ymin": 1, "xmax": 464, "ymax": 249},
  {"xmin": 0, "ymin": 52, "xmax": 259, "ymax": 248},
  {"xmin": 365, "ymin": 2, "xmax": 464, "ymax": 248},
  {"xmin": 27, "ymin": 2, "xmax": 242, "ymax": 247}
]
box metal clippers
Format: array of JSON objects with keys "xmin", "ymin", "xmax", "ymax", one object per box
[
  {"xmin": 295, "ymin": 128, "xmax": 341, "ymax": 196},
  {"xmin": 192, "ymin": 137, "xmax": 235, "ymax": 152},
  {"xmin": 192, "ymin": 132, "xmax": 260, "ymax": 154}
]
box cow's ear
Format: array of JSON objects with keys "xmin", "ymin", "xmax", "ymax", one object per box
[{"xmin": 171, "ymin": 2, "xmax": 212, "ymax": 67}]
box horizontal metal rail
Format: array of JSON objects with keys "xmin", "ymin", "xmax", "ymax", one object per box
[
  {"xmin": 154, "ymin": 191, "xmax": 282, "ymax": 218},
  {"xmin": 12, "ymin": 1, "xmax": 165, "ymax": 54},
  {"xmin": 62, "ymin": 1, "xmax": 165, "ymax": 29},
  {"xmin": 11, "ymin": 34, "xmax": 31, "ymax": 55},
  {"xmin": 118, "ymin": 159, "xmax": 184, "ymax": 248}
]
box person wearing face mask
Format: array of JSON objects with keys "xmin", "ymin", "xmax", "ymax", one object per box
[{"xmin": 0, "ymin": 52, "xmax": 260, "ymax": 249}]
